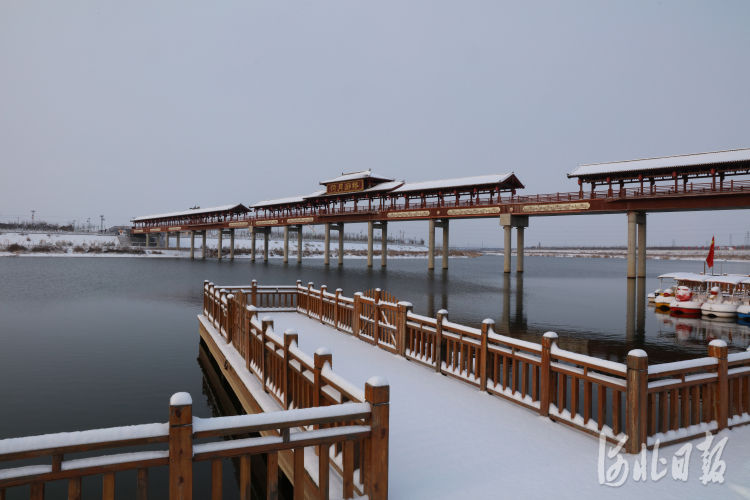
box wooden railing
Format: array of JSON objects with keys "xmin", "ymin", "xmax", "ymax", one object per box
[
  {"xmin": 0, "ymin": 391, "xmax": 388, "ymax": 500},
  {"xmin": 1, "ymin": 284, "xmax": 389, "ymax": 500},
  {"xmin": 201, "ymin": 280, "xmax": 388, "ymax": 499},
  {"xmin": 291, "ymin": 282, "xmax": 750, "ymax": 452}
]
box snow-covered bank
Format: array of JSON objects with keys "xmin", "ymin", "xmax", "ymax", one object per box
[
  {"xmin": 487, "ymin": 247, "xmax": 750, "ymax": 263},
  {"xmin": 0, "ymin": 231, "xmax": 482, "ymax": 259}
]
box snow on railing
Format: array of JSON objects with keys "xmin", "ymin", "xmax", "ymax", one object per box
[
  {"xmin": 230, "ymin": 281, "xmax": 750, "ymax": 454},
  {"xmin": 0, "ymin": 393, "xmax": 387, "ymax": 499}
]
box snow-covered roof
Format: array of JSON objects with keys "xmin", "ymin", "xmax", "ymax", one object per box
[
  {"xmin": 568, "ymin": 148, "xmax": 750, "ymax": 178},
  {"xmin": 320, "ymin": 170, "xmax": 394, "ymax": 185},
  {"xmin": 392, "ymin": 173, "xmax": 521, "ymax": 193},
  {"xmin": 132, "ymin": 204, "xmax": 249, "ymax": 222},
  {"xmin": 703, "ymin": 274, "xmax": 749, "ymax": 286},
  {"xmin": 669, "ymin": 272, "xmax": 708, "ymax": 283},
  {"xmin": 363, "ymin": 180, "xmax": 405, "ymax": 193},
  {"xmin": 252, "ymin": 191, "xmax": 326, "ymax": 208}
]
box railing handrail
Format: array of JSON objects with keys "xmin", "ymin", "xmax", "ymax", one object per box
[
  {"xmin": 232, "ymin": 281, "xmax": 750, "ymax": 456},
  {"xmin": 0, "ymin": 422, "xmax": 169, "ymax": 461}
]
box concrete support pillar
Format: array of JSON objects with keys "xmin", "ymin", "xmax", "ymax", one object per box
[
  {"xmin": 428, "ymin": 219, "xmax": 436, "ymax": 270},
  {"xmin": 381, "ymin": 221, "xmax": 387, "ymax": 268},
  {"xmin": 229, "ymin": 229, "xmax": 235, "ymax": 261},
  {"xmin": 263, "ymin": 229, "xmax": 269, "ymax": 262},
  {"xmin": 217, "ymin": 230, "xmax": 223, "ymax": 261},
  {"xmin": 283, "ymin": 226, "xmax": 289, "ymax": 263},
  {"xmin": 337, "ymin": 223, "xmax": 344, "ymax": 266},
  {"xmin": 637, "ymin": 214, "xmax": 646, "ymax": 278},
  {"xmin": 499, "ymin": 214, "xmax": 529, "ymax": 274},
  {"xmin": 296, "ymin": 226, "xmax": 303, "ymax": 263},
  {"xmin": 324, "ymin": 223, "xmax": 331, "ymax": 266},
  {"xmin": 190, "ymin": 231, "xmax": 195, "ymax": 260},
  {"xmin": 367, "ymin": 221, "xmax": 374, "ymax": 268},
  {"xmin": 201, "ymin": 231, "xmax": 207, "ymax": 260},
  {"xmin": 145, "ymin": 233, "xmax": 150, "ymax": 248},
  {"xmin": 164, "ymin": 232, "xmax": 169, "ymax": 249},
  {"xmin": 176, "ymin": 232, "xmax": 180, "ymax": 250},
  {"xmin": 503, "ymin": 225, "xmax": 512, "ymax": 273},
  {"xmin": 627, "ymin": 212, "xmax": 637, "ymax": 279},
  {"xmin": 251, "ymin": 228, "xmax": 256, "ymax": 262},
  {"xmin": 441, "ymin": 219, "xmax": 449, "ymax": 270},
  {"xmin": 516, "ymin": 226, "xmax": 525, "ymax": 273}
]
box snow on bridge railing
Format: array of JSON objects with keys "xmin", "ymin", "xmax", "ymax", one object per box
[
  {"xmin": 229, "ymin": 281, "xmax": 750, "ymax": 454},
  {"xmin": 0, "ymin": 392, "xmax": 388, "ymax": 499}
]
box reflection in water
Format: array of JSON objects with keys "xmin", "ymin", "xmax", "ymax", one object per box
[
  {"xmin": 426, "ymin": 269, "xmax": 449, "ymax": 317},
  {"xmin": 625, "ymin": 278, "xmax": 648, "ymax": 342},
  {"xmin": 653, "ymin": 309, "xmax": 750, "ymax": 350}
]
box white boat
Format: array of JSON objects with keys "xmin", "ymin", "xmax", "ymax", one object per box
[
  {"xmin": 667, "ymin": 273, "xmax": 708, "ymax": 316},
  {"xmin": 653, "ymin": 273, "xmax": 679, "ymax": 309},
  {"xmin": 649, "ymin": 273, "xmax": 672, "ymax": 303},
  {"xmin": 738, "ymin": 278, "xmax": 750, "ymax": 321},
  {"xmin": 701, "ymin": 275, "xmax": 744, "ymax": 318}
]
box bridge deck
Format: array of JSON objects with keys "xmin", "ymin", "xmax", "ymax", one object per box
[{"xmin": 268, "ymin": 312, "xmax": 750, "ymax": 499}]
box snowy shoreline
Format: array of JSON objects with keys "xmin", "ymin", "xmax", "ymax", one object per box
[{"xmin": 2, "ymin": 231, "xmax": 749, "ymax": 263}]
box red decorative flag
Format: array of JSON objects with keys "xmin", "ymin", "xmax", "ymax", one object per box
[{"xmin": 706, "ymin": 236, "xmax": 715, "ymax": 268}]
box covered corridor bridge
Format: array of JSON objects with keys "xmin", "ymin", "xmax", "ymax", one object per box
[{"xmin": 131, "ymin": 148, "xmax": 750, "ymax": 276}]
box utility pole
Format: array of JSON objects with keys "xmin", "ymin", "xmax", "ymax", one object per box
[
  {"xmin": 86, "ymin": 218, "xmax": 91, "ymax": 232},
  {"xmin": 31, "ymin": 210, "xmax": 35, "ymax": 225},
  {"xmin": 100, "ymin": 215, "xmax": 104, "ymax": 232}
]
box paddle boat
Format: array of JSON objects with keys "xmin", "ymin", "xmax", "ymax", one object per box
[
  {"xmin": 668, "ymin": 273, "xmax": 707, "ymax": 316},
  {"xmin": 738, "ymin": 277, "xmax": 750, "ymax": 321},
  {"xmin": 653, "ymin": 273, "xmax": 678, "ymax": 310},
  {"xmin": 701, "ymin": 275, "xmax": 744, "ymax": 318},
  {"xmin": 649, "ymin": 273, "xmax": 675, "ymax": 303}
]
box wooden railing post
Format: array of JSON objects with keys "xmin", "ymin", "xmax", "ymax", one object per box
[
  {"xmin": 226, "ymin": 294, "xmax": 234, "ymax": 345},
  {"xmin": 261, "ymin": 317, "xmax": 274, "ymax": 393},
  {"xmin": 539, "ymin": 332, "xmax": 557, "ymax": 417},
  {"xmin": 709, "ymin": 340, "xmax": 729, "ymax": 430},
  {"xmin": 320, "ymin": 285, "xmax": 327, "ymax": 324},
  {"xmin": 626, "ymin": 349, "xmax": 648, "ymax": 454},
  {"xmin": 203, "ymin": 280, "xmax": 209, "ymax": 315},
  {"xmin": 480, "ymin": 319, "xmax": 492, "ymax": 392},
  {"xmin": 219, "ymin": 289, "xmax": 227, "ymax": 331},
  {"xmin": 373, "ymin": 289, "xmax": 382, "ymax": 347},
  {"xmin": 169, "ymin": 392, "xmax": 193, "ymax": 500},
  {"xmin": 313, "ymin": 348, "xmax": 333, "ymax": 411},
  {"xmin": 283, "ymin": 330, "xmax": 298, "ymax": 410},
  {"xmin": 353, "ymin": 292, "xmax": 363, "ymax": 337},
  {"xmin": 246, "ymin": 305, "xmax": 257, "ymax": 370},
  {"xmin": 334, "ymin": 288, "xmax": 342, "ymax": 330},
  {"xmin": 307, "ymin": 282, "xmax": 314, "ymax": 318},
  {"xmin": 397, "ymin": 302, "xmax": 413, "ymax": 357},
  {"xmin": 295, "ymin": 280, "xmax": 303, "ymax": 312},
  {"xmin": 365, "ymin": 377, "xmax": 390, "ymax": 500},
  {"xmin": 250, "ymin": 280, "xmax": 258, "ymax": 307},
  {"xmin": 208, "ymin": 283, "xmax": 215, "ymax": 321},
  {"xmin": 435, "ymin": 309, "xmax": 448, "ymax": 372}
]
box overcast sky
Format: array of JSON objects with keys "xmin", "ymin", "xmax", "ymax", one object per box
[{"xmin": 1, "ymin": 1, "xmax": 749, "ymax": 247}]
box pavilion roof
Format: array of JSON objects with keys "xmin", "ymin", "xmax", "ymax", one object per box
[
  {"xmin": 568, "ymin": 148, "xmax": 750, "ymax": 180},
  {"xmin": 132, "ymin": 203, "xmax": 249, "ymax": 222},
  {"xmin": 320, "ymin": 169, "xmax": 394, "ymax": 185},
  {"xmin": 251, "ymin": 191, "xmax": 326, "ymax": 209},
  {"xmin": 392, "ymin": 173, "xmax": 523, "ymax": 193}
]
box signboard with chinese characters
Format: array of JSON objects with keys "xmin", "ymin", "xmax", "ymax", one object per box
[{"xmin": 326, "ymin": 179, "xmax": 365, "ymax": 194}]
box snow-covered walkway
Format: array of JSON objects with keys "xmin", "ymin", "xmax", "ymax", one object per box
[{"xmin": 268, "ymin": 313, "xmax": 750, "ymax": 499}]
